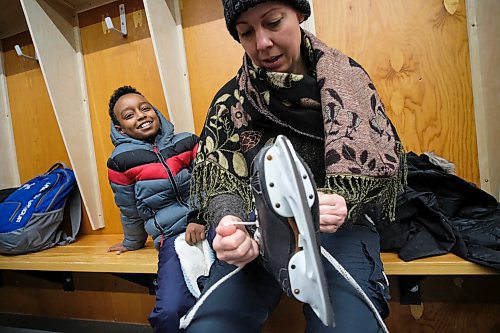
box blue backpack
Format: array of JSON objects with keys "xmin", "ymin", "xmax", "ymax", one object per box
[{"xmin": 0, "ymin": 163, "xmax": 81, "ymax": 254}]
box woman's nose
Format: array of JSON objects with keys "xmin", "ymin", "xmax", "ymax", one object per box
[{"xmin": 255, "ymin": 29, "xmax": 273, "ymax": 51}]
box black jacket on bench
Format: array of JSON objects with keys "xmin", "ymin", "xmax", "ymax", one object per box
[{"xmin": 376, "ymin": 152, "xmax": 500, "ymax": 270}]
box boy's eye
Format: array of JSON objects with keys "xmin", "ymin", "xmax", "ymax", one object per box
[
  {"xmin": 124, "ymin": 113, "xmax": 133, "ymax": 119},
  {"xmin": 142, "ymin": 106, "xmax": 151, "ymax": 112}
]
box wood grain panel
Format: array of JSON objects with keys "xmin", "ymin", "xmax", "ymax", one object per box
[
  {"xmin": 1, "ymin": 32, "xmax": 71, "ymax": 182},
  {"xmin": 181, "ymin": 0, "xmax": 243, "ymax": 135},
  {"xmin": 79, "ymin": 0, "xmax": 168, "ymax": 234},
  {"xmin": 313, "ymin": 0, "xmax": 479, "ymax": 185},
  {"xmin": 0, "ymin": 271, "xmax": 154, "ymax": 324}
]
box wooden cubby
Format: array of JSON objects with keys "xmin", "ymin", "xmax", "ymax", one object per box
[
  {"xmin": 0, "ymin": 0, "xmax": 196, "ymax": 233},
  {"xmin": 0, "ymin": 0, "xmax": 498, "ymax": 330}
]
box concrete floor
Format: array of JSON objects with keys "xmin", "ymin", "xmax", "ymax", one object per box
[{"xmin": 0, "ymin": 313, "xmax": 152, "ymax": 333}]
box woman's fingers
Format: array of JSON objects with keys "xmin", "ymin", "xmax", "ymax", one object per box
[
  {"xmin": 319, "ymin": 214, "xmax": 344, "ymax": 226},
  {"xmin": 320, "ymin": 224, "xmax": 339, "ymax": 233},
  {"xmin": 213, "ymin": 223, "xmax": 258, "ymax": 266}
]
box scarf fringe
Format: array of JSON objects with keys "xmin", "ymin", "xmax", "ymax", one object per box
[
  {"xmin": 191, "ymin": 161, "xmax": 253, "ymax": 222},
  {"xmin": 324, "ymin": 144, "xmax": 407, "ymax": 222}
]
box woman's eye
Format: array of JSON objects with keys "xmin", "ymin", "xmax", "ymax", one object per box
[
  {"xmin": 240, "ymin": 29, "xmax": 253, "ymax": 37},
  {"xmin": 268, "ymin": 19, "xmax": 281, "ymax": 27}
]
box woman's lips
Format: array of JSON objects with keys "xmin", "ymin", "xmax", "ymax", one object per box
[{"xmin": 262, "ymin": 55, "xmax": 283, "ymax": 70}]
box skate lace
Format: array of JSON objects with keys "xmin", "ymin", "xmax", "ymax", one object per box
[
  {"xmin": 321, "ymin": 242, "xmax": 389, "ymax": 332},
  {"xmin": 179, "ymin": 220, "xmax": 258, "ymax": 329},
  {"xmin": 179, "ymin": 217, "xmax": 389, "ymax": 333}
]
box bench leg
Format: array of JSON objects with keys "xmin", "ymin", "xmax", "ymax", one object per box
[{"xmin": 398, "ymin": 276, "xmax": 425, "ymax": 320}]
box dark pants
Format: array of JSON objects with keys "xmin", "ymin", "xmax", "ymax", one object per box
[
  {"xmin": 149, "ymin": 235, "xmax": 196, "ymax": 333},
  {"xmin": 186, "ymin": 218, "xmax": 390, "ymax": 333}
]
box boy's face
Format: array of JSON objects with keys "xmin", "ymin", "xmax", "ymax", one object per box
[{"xmin": 113, "ymin": 93, "xmax": 160, "ymax": 140}]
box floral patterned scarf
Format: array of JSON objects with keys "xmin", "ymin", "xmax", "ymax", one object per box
[{"xmin": 192, "ymin": 30, "xmax": 406, "ymax": 222}]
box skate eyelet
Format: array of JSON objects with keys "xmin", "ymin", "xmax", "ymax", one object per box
[
  {"xmin": 291, "ymin": 264, "xmax": 296, "ymax": 269},
  {"xmin": 309, "ymin": 194, "xmax": 313, "ymax": 199},
  {"xmin": 267, "ymin": 154, "xmax": 273, "ymax": 160},
  {"xmin": 294, "ymin": 289, "xmax": 300, "ymax": 295},
  {"xmin": 269, "ymin": 182, "xmax": 274, "ymax": 187},
  {"xmin": 303, "ymin": 175, "xmax": 307, "ymax": 179},
  {"xmin": 275, "ymin": 203, "xmax": 281, "ymax": 208}
]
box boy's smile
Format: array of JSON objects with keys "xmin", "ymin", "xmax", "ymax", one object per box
[{"xmin": 113, "ymin": 93, "xmax": 160, "ymax": 140}]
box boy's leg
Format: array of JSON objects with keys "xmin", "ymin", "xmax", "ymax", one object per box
[
  {"xmin": 186, "ymin": 260, "xmax": 283, "ymax": 333},
  {"xmin": 304, "ymin": 217, "xmax": 390, "ymax": 333},
  {"xmin": 149, "ymin": 235, "xmax": 196, "ymax": 333}
]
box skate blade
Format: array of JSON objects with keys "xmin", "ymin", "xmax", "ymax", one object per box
[{"xmin": 263, "ymin": 135, "xmax": 334, "ymax": 327}]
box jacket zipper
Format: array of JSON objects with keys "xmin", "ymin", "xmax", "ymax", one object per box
[
  {"xmin": 153, "ymin": 144, "xmax": 188, "ymax": 207},
  {"xmin": 152, "ymin": 214, "xmax": 166, "ymax": 248}
]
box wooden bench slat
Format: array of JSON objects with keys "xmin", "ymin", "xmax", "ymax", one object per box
[
  {"xmin": 0, "ymin": 235, "xmax": 496, "ymax": 275},
  {"xmin": 381, "ymin": 252, "xmax": 497, "ymax": 275}
]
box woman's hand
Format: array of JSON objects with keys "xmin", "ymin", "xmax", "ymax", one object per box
[
  {"xmin": 213, "ymin": 215, "xmax": 259, "ymax": 267},
  {"xmin": 318, "ymin": 192, "xmax": 348, "ymax": 233},
  {"xmin": 185, "ymin": 223, "xmax": 206, "ymax": 245},
  {"xmin": 108, "ymin": 242, "xmax": 129, "ymax": 255}
]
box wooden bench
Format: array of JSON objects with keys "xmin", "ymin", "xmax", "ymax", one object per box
[
  {"xmin": 0, "ymin": 234, "xmax": 497, "ymax": 275},
  {"xmin": 0, "ymin": 234, "xmax": 497, "ymax": 329}
]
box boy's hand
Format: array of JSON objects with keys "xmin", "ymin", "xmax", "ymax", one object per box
[
  {"xmin": 213, "ymin": 215, "xmax": 259, "ymax": 267},
  {"xmin": 185, "ymin": 223, "xmax": 206, "ymax": 245},
  {"xmin": 108, "ymin": 242, "xmax": 129, "ymax": 255}
]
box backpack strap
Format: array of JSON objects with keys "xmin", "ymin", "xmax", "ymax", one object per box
[
  {"xmin": 56, "ymin": 187, "xmax": 82, "ymax": 245},
  {"xmin": 46, "ymin": 162, "xmax": 65, "ymax": 173}
]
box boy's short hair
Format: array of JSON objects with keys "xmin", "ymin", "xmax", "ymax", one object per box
[{"xmin": 108, "ymin": 85, "xmax": 144, "ymax": 125}]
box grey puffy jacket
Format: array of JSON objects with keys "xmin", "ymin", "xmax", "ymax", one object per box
[{"xmin": 107, "ymin": 110, "xmax": 199, "ymax": 250}]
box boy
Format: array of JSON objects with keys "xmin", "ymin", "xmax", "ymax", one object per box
[{"xmin": 106, "ymin": 86, "xmax": 206, "ymax": 332}]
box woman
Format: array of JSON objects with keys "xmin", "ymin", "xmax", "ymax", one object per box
[{"xmin": 188, "ymin": 1, "xmax": 405, "ymax": 332}]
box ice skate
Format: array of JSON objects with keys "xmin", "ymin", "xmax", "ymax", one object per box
[{"xmin": 250, "ymin": 135, "xmax": 333, "ymax": 327}]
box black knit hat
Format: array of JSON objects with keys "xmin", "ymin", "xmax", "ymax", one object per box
[{"xmin": 222, "ymin": 0, "xmax": 311, "ymax": 41}]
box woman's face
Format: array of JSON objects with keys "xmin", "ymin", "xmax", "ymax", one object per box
[{"xmin": 235, "ymin": 1, "xmax": 306, "ymax": 74}]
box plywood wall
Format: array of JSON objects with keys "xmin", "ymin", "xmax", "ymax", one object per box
[
  {"xmin": 182, "ymin": 0, "xmax": 479, "ymax": 185},
  {"xmin": 313, "ymin": 0, "xmax": 478, "ymax": 185},
  {"xmin": 1, "ymin": 32, "xmax": 71, "ymax": 183},
  {"xmin": 181, "ymin": 0, "xmax": 242, "ymax": 135},
  {"xmin": 79, "ymin": 0, "xmax": 168, "ymax": 234}
]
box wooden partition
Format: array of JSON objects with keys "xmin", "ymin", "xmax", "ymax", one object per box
[
  {"xmin": 79, "ymin": 0, "xmax": 168, "ymax": 234},
  {"xmin": 143, "ymin": 0, "xmax": 195, "ymax": 133},
  {"xmin": 20, "ymin": 0, "xmax": 105, "ymax": 230},
  {"xmin": 466, "ymin": 0, "xmax": 500, "ymax": 199},
  {"xmin": 0, "ymin": 42, "xmax": 20, "ymax": 189}
]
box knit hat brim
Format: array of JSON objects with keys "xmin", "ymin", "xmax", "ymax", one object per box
[{"xmin": 222, "ymin": 0, "xmax": 311, "ymax": 42}]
